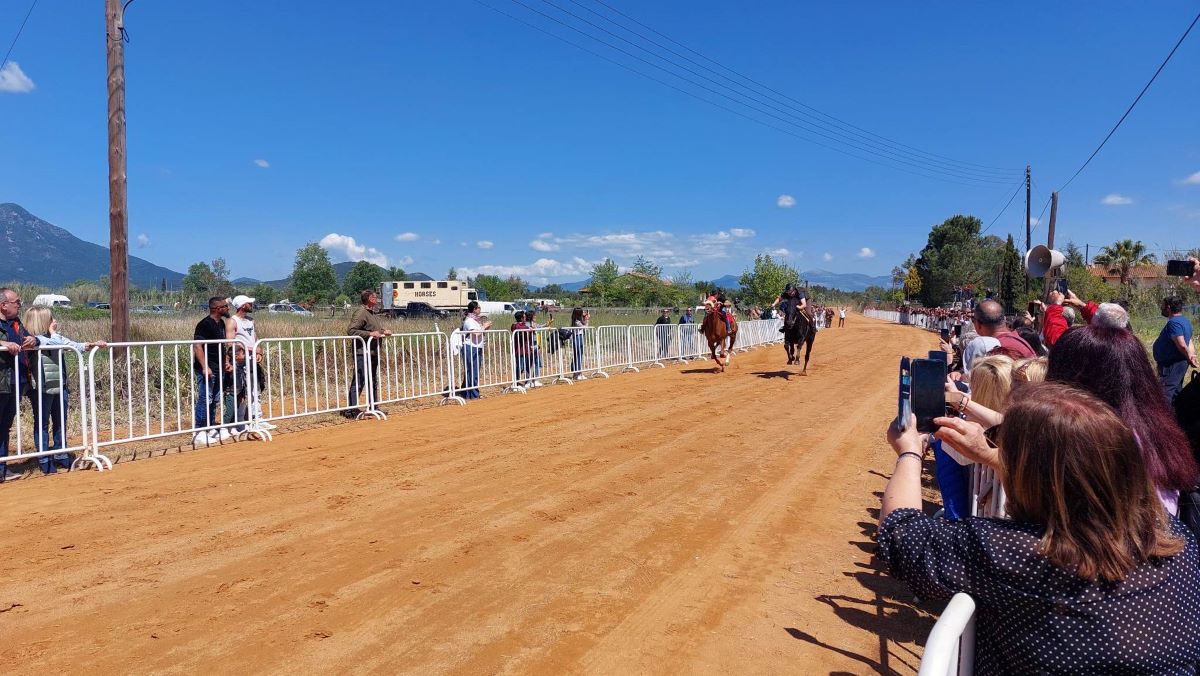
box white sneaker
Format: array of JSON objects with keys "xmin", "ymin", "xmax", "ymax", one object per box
[
  {"xmin": 531, "ymin": 380, "xmax": 544, "ymax": 388},
  {"xmin": 575, "ymin": 375, "xmax": 588, "ymax": 381},
  {"xmin": 217, "ymin": 428, "xmax": 235, "ymax": 442},
  {"xmin": 258, "ymin": 421, "xmax": 278, "ymax": 430},
  {"xmin": 192, "ymin": 431, "xmax": 215, "ymax": 447}
]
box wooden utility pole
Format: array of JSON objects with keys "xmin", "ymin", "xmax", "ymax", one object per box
[
  {"xmin": 1024, "ymin": 165, "xmax": 1032, "ymax": 295},
  {"xmin": 106, "ymin": 0, "xmax": 129, "ymax": 343},
  {"xmin": 1043, "ymin": 191, "xmax": 1059, "ymax": 299}
]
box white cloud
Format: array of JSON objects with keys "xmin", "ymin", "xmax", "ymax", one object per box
[
  {"xmin": 253, "ymin": 159, "xmax": 270, "ymax": 169},
  {"xmin": 769, "ymin": 248, "xmax": 791, "ymax": 257},
  {"xmin": 397, "ymin": 255, "xmax": 414, "ymax": 266},
  {"xmin": 318, "ymin": 233, "xmax": 389, "ymax": 267},
  {"xmin": 857, "ymin": 247, "xmax": 876, "ymax": 259},
  {"xmin": 459, "ymin": 257, "xmax": 593, "ymax": 284},
  {"xmin": 477, "ymin": 240, "xmax": 494, "ymax": 250},
  {"xmin": 136, "ymin": 233, "xmax": 150, "ymax": 248},
  {"xmin": 1101, "ymin": 193, "xmax": 1133, "ymax": 206},
  {"xmin": 430, "ymin": 239, "xmax": 442, "ymax": 245},
  {"xmin": 822, "ymin": 252, "xmax": 833, "ymax": 262},
  {"xmin": 1029, "ymin": 217, "xmax": 1040, "ymax": 226},
  {"xmin": 0, "ymin": 62, "xmax": 35, "ymax": 94},
  {"xmin": 729, "ymin": 228, "xmax": 755, "ymax": 238},
  {"xmin": 777, "ymin": 194, "xmax": 796, "ymax": 209},
  {"xmin": 529, "ymin": 238, "xmax": 559, "ymax": 252},
  {"xmin": 1178, "ymin": 171, "xmax": 1200, "ymax": 186},
  {"xmin": 394, "ymin": 232, "xmax": 420, "ymax": 242},
  {"xmin": 538, "ymin": 232, "xmax": 554, "ymax": 239}
]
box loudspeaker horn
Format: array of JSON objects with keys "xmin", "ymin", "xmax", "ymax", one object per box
[{"xmin": 1024, "ymin": 245, "xmax": 1065, "ymax": 278}]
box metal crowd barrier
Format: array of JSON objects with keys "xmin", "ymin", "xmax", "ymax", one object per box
[
  {"xmin": 369, "ymin": 331, "xmax": 461, "ymax": 410},
  {"xmin": 253, "ymin": 335, "xmax": 382, "ymax": 425},
  {"xmin": 0, "ymin": 345, "xmax": 105, "ymax": 474},
  {"xmin": 88, "ymin": 339, "xmax": 259, "ymax": 456},
  {"xmin": 917, "ymin": 593, "xmax": 976, "ymax": 676},
  {"xmin": 5, "ymin": 319, "xmax": 789, "ymax": 475}
]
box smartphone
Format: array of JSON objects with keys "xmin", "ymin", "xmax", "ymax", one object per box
[
  {"xmin": 897, "ymin": 357, "xmax": 912, "ymax": 431},
  {"xmin": 910, "ymin": 358, "xmax": 947, "ymax": 434},
  {"xmin": 928, "ymin": 350, "xmax": 948, "ymax": 363},
  {"xmin": 1167, "ymin": 259, "xmax": 1197, "ymax": 277},
  {"xmin": 953, "ymin": 324, "xmax": 962, "ymax": 338},
  {"xmin": 939, "ymin": 328, "xmax": 951, "ymax": 343},
  {"xmin": 1028, "ymin": 301, "xmax": 1040, "ymax": 315},
  {"xmin": 1056, "ymin": 278, "xmax": 1068, "ymax": 295}
]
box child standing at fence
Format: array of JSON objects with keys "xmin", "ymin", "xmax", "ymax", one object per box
[
  {"xmin": 570, "ymin": 308, "xmax": 588, "ymax": 380},
  {"xmin": 22, "ymin": 306, "xmax": 106, "ymax": 474}
]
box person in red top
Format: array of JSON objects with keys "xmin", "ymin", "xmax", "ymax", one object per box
[{"xmin": 1036, "ymin": 290, "xmax": 1070, "ymax": 348}]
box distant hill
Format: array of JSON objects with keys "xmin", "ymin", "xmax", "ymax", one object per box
[
  {"xmin": 0, "ymin": 203, "xmax": 185, "ymax": 288},
  {"xmin": 710, "ymin": 274, "xmax": 741, "ymax": 289},
  {"xmin": 802, "ymin": 269, "xmax": 891, "ymax": 292}
]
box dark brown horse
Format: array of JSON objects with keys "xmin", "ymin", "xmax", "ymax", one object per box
[
  {"xmin": 784, "ymin": 309, "xmax": 816, "ymax": 374},
  {"xmin": 700, "ymin": 309, "xmax": 738, "ymax": 372}
]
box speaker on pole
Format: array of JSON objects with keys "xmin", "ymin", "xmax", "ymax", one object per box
[{"xmin": 1024, "ymin": 245, "xmax": 1065, "ymax": 278}]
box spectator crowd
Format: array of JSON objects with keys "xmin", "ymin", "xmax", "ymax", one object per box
[{"xmin": 877, "ymin": 258, "xmax": 1200, "ymax": 673}]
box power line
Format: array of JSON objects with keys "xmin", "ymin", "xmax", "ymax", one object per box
[
  {"xmin": 1057, "ymin": 8, "xmax": 1200, "ymax": 193},
  {"xmin": 980, "ymin": 179, "xmax": 1026, "ymax": 236},
  {"xmin": 480, "ymin": 0, "xmax": 1020, "ymax": 186},
  {"xmin": 1, "ymin": 0, "xmax": 38, "ymax": 73},
  {"xmin": 564, "ymin": 0, "xmax": 1017, "ymax": 180}
]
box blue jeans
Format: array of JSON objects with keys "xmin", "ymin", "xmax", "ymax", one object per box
[
  {"xmin": 1160, "ymin": 360, "xmax": 1189, "ymax": 404},
  {"xmin": 933, "ymin": 439, "xmax": 971, "ymax": 521},
  {"xmin": 194, "ymin": 371, "xmax": 221, "ymax": 430},
  {"xmin": 460, "ymin": 346, "xmax": 482, "ymax": 399},
  {"xmin": 514, "ymin": 353, "xmax": 529, "ymax": 384},
  {"xmin": 530, "ymin": 350, "xmax": 541, "ymax": 378},
  {"xmin": 571, "ymin": 334, "xmax": 584, "ymax": 375},
  {"xmin": 34, "ymin": 387, "xmax": 71, "ymax": 473}
]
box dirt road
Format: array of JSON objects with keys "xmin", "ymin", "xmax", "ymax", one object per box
[{"xmin": 0, "ymin": 315, "xmax": 937, "ymax": 674}]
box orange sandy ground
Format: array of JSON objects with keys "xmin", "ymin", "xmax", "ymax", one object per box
[{"xmin": 0, "ymin": 314, "xmax": 939, "ymax": 674}]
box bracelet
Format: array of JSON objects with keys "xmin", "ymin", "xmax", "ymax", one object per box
[
  {"xmin": 957, "ymin": 393, "xmax": 971, "ymax": 414},
  {"xmin": 897, "ymin": 451, "xmax": 923, "ymax": 464}
]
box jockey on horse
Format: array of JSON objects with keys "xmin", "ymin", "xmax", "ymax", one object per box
[
  {"xmin": 701, "ymin": 289, "xmax": 734, "ymax": 334},
  {"xmin": 772, "ymin": 283, "xmax": 816, "ymax": 371}
]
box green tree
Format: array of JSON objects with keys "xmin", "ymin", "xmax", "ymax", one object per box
[
  {"xmin": 588, "ymin": 258, "xmax": 620, "ymax": 305},
  {"xmin": 470, "ymin": 274, "xmax": 509, "ymax": 301},
  {"xmin": 343, "ymin": 260, "xmax": 385, "ymax": 298},
  {"xmin": 999, "ymin": 234, "xmax": 1023, "ymax": 312},
  {"xmin": 539, "ymin": 283, "xmax": 564, "ymax": 296},
  {"xmin": 182, "ymin": 262, "xmax": 216, "ymax": 300},
  {"xmin": 903, "ymin": 266, "xmax": 922, "ymax": 299},
  {"xmin": 1092, "ymin": 239, "xmax": 1157, "ymax": 288},
  {"xmin": 387, "ymin": 266, "xmax": 407, "ymax": 281},
  {"xmin": 447, "ymin": 267, "xmax": 458, "ymax": 281},
  {"xmin": 290, "ymin": 243, "xmax": 338, "ymax": 304},
  {"xmin": 249, "ymin": 283, "xmax": 281, "ymax": 305},
  {"xmin": 738, "ymin": 253, "xmax": 800, "ymax": 307},
  {"xmin": 211, "ymin": 257, "xmax": 234, "ymax": 298},
  {"xmin": 914, "ymin": 214, "xmax": 985, "ymax": 306}
]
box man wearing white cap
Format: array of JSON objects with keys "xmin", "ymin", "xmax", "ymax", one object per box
[{"xmin": 231, "ymin": 295, "xmax": 276, "ymax": 430}]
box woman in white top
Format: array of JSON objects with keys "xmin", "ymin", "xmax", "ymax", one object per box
[
  {"xmin": 569, "ymin": 307, "xmax": 588, "ymax": 380},
  {"xmin": 459, "ymin": 301, "xmax": 491, "ymax": 399}
]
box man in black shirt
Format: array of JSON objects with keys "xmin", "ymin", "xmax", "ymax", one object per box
[
  {"xmin": 192, "ymin": 296, "xmax": 231, "ymax": 444},
  {"xmin": 655, "ymin": 308, "xmax": 673, "ymax": 359}
]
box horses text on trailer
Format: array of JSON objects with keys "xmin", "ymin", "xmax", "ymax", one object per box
[{"xmin": 380, "ymin": 280, "xmax": 479, "ymax": 315}]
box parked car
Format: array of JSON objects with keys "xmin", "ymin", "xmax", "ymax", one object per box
[
  {"xmin": 132, "ymin": 305, "xmax": 169, "ymax": 315},
  {"xmin": 32, "ymin": 293, "xmax": 72, "ymax": 309},
  {"xmin": 87, "ymin": 301, "xmax": 111, "ymax": 310},
  {"xmin": 267, "ymin": 303, "xmax": 314, "ymax": 317},
  {"xmin": 391, "ymin": 302, "xmax": 449, "ymax": 319}
]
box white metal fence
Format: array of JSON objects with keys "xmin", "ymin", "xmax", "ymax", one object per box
[{"xmin": 1, "ymin": 319, "xmax": 784, "ymax": 476}]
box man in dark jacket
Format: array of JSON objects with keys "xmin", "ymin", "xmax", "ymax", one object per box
[
  {"xmin": 0, "ymin": 287, "xmax": 37, "ymax": 482},
  {"xmin": 345, "ymin": 289, "xmax": 392, "ymax": 418}
]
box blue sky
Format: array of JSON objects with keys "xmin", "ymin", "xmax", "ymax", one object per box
[{"xmin": 3, "ymin": 1, "xmax": 1199, "ymax": 285}]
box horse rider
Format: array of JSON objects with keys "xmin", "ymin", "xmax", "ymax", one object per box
[
  {"xmin": 703, "ymin": 289, "xmax": 734, "ymax": 332},
  {"xmin": 772, "ymin": 283, "xmax": 809, "ymax": 325}
]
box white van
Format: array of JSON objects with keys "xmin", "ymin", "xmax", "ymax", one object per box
[
  {"xmin": 478, "ymin": 301, "xmax": 517, "ymax": 316},
  {"xmin": 32, "ymin": 294, "xmax": 72, "ymax": 309}
]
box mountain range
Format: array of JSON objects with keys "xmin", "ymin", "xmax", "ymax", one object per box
[
  {"xmin": 0, "ymin": 203, "xmax": 185, "ymax": 288},
  {"xmin": 552, "ymin": 270, "xmax": 891, "ymax": 294},
  {"xmin": 1, "ymin": 203, "xmax": 890, "ymax": 293}
]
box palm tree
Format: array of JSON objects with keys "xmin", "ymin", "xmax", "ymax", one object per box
[{"xmin": 1091, "ymin": 239, "xmax": 1157, "ymax": 287}]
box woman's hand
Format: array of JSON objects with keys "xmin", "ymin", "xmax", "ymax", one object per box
[
  {"xmin": 887, "ymin": 415, "xmax": 924, "ymax": 457},
  {"xmin": 933, "ymin": 417, "xmax": 999, "ymax": 469}
]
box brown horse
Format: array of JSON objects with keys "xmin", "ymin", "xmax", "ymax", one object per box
[{"xmin": 700, "ymin": 309, "xmax": 738, "ymax": 372}]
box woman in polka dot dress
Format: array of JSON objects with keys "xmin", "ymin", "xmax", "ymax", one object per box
[{"xmin": 879, "ymin": 382, "xmax": 1200, "ymax": 674}]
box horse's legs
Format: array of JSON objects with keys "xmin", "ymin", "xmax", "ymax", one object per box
[{"xmin": 802, "ymin": 332, "xmax": 815, "ymax": 374}]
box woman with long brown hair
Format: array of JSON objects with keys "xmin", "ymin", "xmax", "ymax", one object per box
[{"xmin": 880, "ymin": 382, "xmax": 1200, "ymax": 674}]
